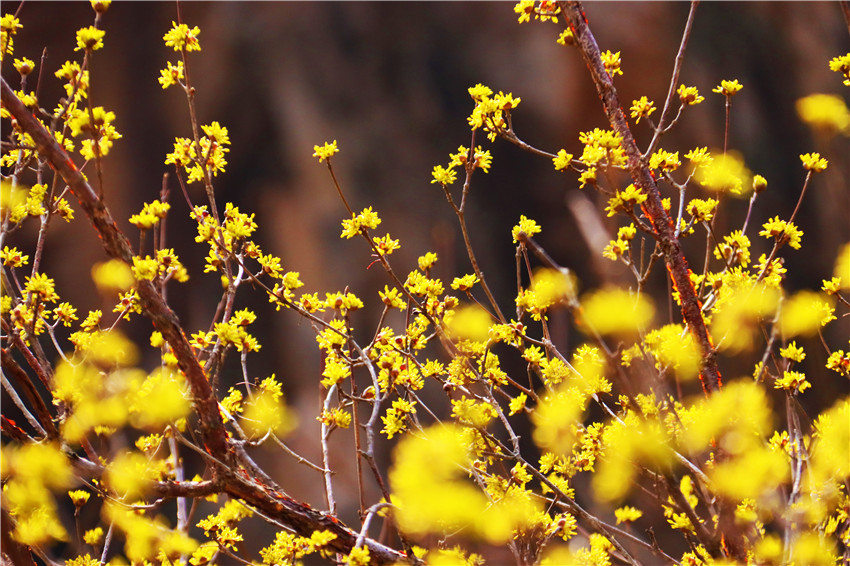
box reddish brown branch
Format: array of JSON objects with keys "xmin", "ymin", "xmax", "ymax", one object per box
[
  {"xmin": 1, "ymin": 79, "xmax": 406, "ymax": 565},
  {"xmin": 2, "ymin": 76, "xmax": 230, "ymax": 460},
  {"xmin": 561, "ymin": 1, "xmax": 721, "ymax": 393},
  {"xmin": 1, "ymin": 349, "xmax": 58, "ymax": 439},
  {"xmin": 223, "ymin": 471, "xmax": 406, "ymax": 563}
]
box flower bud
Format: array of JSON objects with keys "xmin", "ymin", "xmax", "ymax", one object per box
[
  {"xmin": 91, "ymin": 0, "xmax": 111, "ymax": 13},
  {"xmin": 752, "ymin": 174, "xmax": 768, "ymax": 194}
]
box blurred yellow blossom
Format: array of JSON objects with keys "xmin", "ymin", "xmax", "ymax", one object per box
[{"xmin": 796, "ymin": 94, "xmax": 850, "ymax": 136}]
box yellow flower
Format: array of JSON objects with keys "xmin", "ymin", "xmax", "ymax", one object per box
[
  {"xmin": 649, "ymin": 149, "xmax": 681, "ymax": 172},
  {"xmin": 312, "ymin": 139, "xmax": 339, "ymax": 162},
  {"xmin": 556, "ymin": 28, "xmax": 575, "ymax": 46},
  {"xmin": 451, "ymin": 273, "xmax": 480, "ymax": 291},
  {"xmin": 83, "ymin": 528, "xmax": 104, "ymax": 546},
  {"xmin": 578, "ymin": 167, "xmax": 597, "ymax": 188},
  {"xmin": 629, "ymin": 96, "xmax": 656, "ymax": 124},
  {"xmin": 714, "ymin": 230, "xmax": 752, "ymax": 267},
  {"xmin": 779, "ymin": 341, "xmax": 806, "ymax": 363},
  {"xmin": 614, "ymin": 506, "xmax": 643, "ymax": 524},
  {"xmin": 473, "ymin": 146, "xmax": 493, "ymax": 172},
  {"xmin": 451, "ymin": 396, "xmax": 497, "ymax": 428},
  {"xmin": 693, "ymin": 151, "xmax": 751, "ymax": 195},
  {"xmin": 677, "ymin": 84, "xmax": 704, "ymax": 105},
  {"xmin": 24, "ymin": 272, "xmax": 59, "ymax": 303},
  {"xmin": 511, "ymin": 215, "xmax": 542, "ymax": 243},
  {"xmin": 605, "ymin": 184, "xmax": 647, "ymax": 216},
  {"xmin": 379, "ymin": 285, "xmax": 406, "ymax": 310},
  {"xmin": 431, "ymin": 164, "xmax": 457, "ymax": 185},
  {"xmin": 774, "ymin": 370, "xmax": 811, "ymax": 394},
  {"xmin": 601, "ymin": 50, "xmax": 623, "ymax": 77},
  {"xmin": 552, "ymin": 149, "xmax": 573, "ymax": 171},
  {"xmin": 826, "ymin": 350, "xmax": 849, "ymax": 374},
  {"xmin": 74, "ymin": 26, "xmax": 105, "ymax": 52},
  {"xmin": 800, "ymin": 152, "xmax": 828, "ymax": 172},
  {"xmin": 1, "ymin": 246, "xmax": 29, "ymax": 267},
  {"xmin": 1, "ymin": 14, "xmax": 22, "ymax": 58},
  {"xmin": 796, "ymin": 94, "xmax": 850, "ymax": 136},
  {"xmin": 372, "ymin": 233, "xmax": 400, "ymax": 256},
  {"xmin": 752, "ymin": 174, "xmax": 768, "ymax": 193},
  {"xmin": 13, "ymin": 56, "xmax": 33, "ymax": 75},
  {"xmin": 513, "ymin": 0, "xmax": 535, "ymax": 23},
  {"xmin": 822, "ymin": 276, "xmax": 842, "ymax": 295},
  {"xmin": 828, "ymin": 53, "xmax": 850, "ymax": 85},
  {"xmin": 685, "ymin": 146, "xmax": 712, "ymax": 167},
  {"xmin": 158, "ymin": 60, "xmax": 184, "ymax": 89},
  {"xmin": 381, "ymin": 398, "xmax": 416, "ymax": 439},
  {"xmin": 90, "ymin": 0, "xmax": 111, "ymax": 13},
  {"xmin": 759, "ymin": 216, "xmax": 803, "ymax": 250},
  {"xmin": 509, "ymin": 393, "xmax": 527, "ymax": 415},
  {"xmin": 579, "ymin": 287, "xmax": 654, "ymax": 336},
  {"xmin": 778, "ymin": 290, "xmax": 835, "ymax": 337},
  {"xmin": 686, "ymin": 198, "xmax": 718, "ymax": 223},
  {"xmin": 163, "ymin": 21, "xmax": 201, "ymax": 51},
  {"xmin": 712, "ymin": 79, "xmax": 743, "ymax": 96}
]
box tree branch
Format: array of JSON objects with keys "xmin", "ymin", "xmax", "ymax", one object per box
[
  {"xmin": 1, "ymin": 78, "xmax": 408, "ymax": 566},
  {"xmin": 2, "ymin": 76, "xmax": 231, "ymax": 460},
  {"xmin": 560, "ymin": 1, "xmax": 722, "ymax": 393}
]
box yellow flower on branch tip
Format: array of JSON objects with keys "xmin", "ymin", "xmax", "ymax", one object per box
[
  {"xmin": 74, "ymin": 26, "xmax": 105, "ymax": 52},
  {"xmin": 312, "ymin": 140, "xmax": 339, "ymax": 162},
  {"xmin": 163, "ymin": 21, "xmax": 201, "ymax": 51},
  {"xmin": 800, "ymin": 152, "xmax": 828, "ymax": 172},
  {"xmin": 605, "ymin": 184, "xmax": 647, "ymax": 216},
  {"xmin": 759, "ymin": 216, "xmax": 803, "ymax": 250},
  {"xmin": 715, "ymin": 230, "xmax": 752, "ymax": 267},
  {"xmin": 13, "ymin": 56, "xmax": 33, "ymax": 75},
  {"xmin": 512, "ymin": 215, "xmax": 542, "ymax": 243},
  {"xmin": 1, "ymin": 14, "xmax": 22, "ymax": 35},
  {"xmin": 451, "ymin": 273, "xmax": 480, "ymax": 291},
  {"xmin": 629, "ymin": 96, "xmax": 656, "ymax": 124},
  {"xmin": 615, "ymin": 506, "xmax": 643, "ymax": 524},
  {"xmin": 381, "ymin": 398, "xmax": 416, "ymax": 439},
  {"xmin": 473, "ymin": 146, "xmax": 493, "ymax": 172},
  {"xmin": 556, "ymin": 28, "xmax": 575, "ymax": 46},
  {"xmin": 90, "ymin": 0, "xmax": 111, "ymax": 13},
  {"xmin": 779, "ymin": 341, "xmax": 806, "ymax": 363},
  {"xmin": 649, "ymin": 149, "xmax": 681, "ymax": 172},
  {"xmin": 158, "ymin": 60, "xmax": 184, "ymax": 89},
  {"xmin": 677, "ymin": 84, "xmax": 704, "ymax": 105},
  {"xmin": 829, "ymin": 53, "xmax": 850, "ymax": 85},
  {"xmin": 431, "ymin": 164, "xmax": 456, "ymax": 185},
  {"xmin": 513, "ymin": 0, "xmax": 535, "ymax": 23},
  {"xmin": 417, "ymin": 252, "xmax": 438, "ymax": 271},
  {"xmin": 1, "ymin": 246, "xmax": 29, "ymax": 267},
  {"xmin": 712, "ymin": 79, "xmax": 743, "ymax": 96}
]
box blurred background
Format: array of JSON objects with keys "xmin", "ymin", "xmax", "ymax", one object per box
[{"xmin": 6, "ymin": 1, "xmax": 849, "ymax": 561}]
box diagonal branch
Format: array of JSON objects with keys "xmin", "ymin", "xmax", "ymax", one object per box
[
  {"xmin": 2, "ymin": 76, "xmax": 232, "ymax": 459},
  {"xmin": 560, "ymin": 1, "xmax": 721, "ymax": 393},
  {"xmin": 1, "ymin": 78, "xmax": 407, "ymax": 565}
]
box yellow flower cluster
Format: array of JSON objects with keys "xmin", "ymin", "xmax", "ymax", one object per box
[{"xmin": 467, "ymin": 83, "xmax": 521, "ymax": 142}]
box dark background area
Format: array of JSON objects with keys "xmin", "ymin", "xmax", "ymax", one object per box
[{"xmin": 4, "ymin": 2, "xmax": 849, "ymax": 562}]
